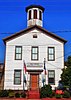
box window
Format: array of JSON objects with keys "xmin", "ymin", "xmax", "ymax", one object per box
[
  {"xmin": 34, "ymin": 10, "xmax": 37, "ymax": 19},
  {"xmin": 29, "ymin": 10, "xmax": 31, "ymax": 20},
  {"xmin": 0, "ymin": 72, "xmax": 2, "ymax": 80},
  {"xmin": 14, "ymin": 70, "xmax": 21, "ymax": 85},
  {"xmin": 31, "ymin": 46, "xmax": 38, "ymax": 60},
  {"xmin": 15, "ymin": 46, "xmax": 22, "ymax": 60},
  {"xmin": 48, "ymin": 70, "xmax": 55, "ymax": 85},
  {"xmin": 39, "ymin": 11, "xmax": 42, "ymax": 20},
  {"xmin": 48, "ymin": 47, "xmax": 55, "ymax": 61},
  {"xmin": 33, "ymin": 34, "xmax": 37, "ymax": 38}
]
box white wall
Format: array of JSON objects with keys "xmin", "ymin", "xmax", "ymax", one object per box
[{"xmin": 4, "ymin": 29, "xmax": 64, "ymax": 90}]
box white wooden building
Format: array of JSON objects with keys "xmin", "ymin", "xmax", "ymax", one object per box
[{"xmin": 3, "ymin": 5, "xmax": 67, "ymax": 90}]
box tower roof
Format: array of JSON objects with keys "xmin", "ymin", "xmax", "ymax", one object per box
[{"xmin": 26, "ymin": 5, "xmax": 45, "ymax": 12}]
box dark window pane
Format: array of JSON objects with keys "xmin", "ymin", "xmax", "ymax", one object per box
[
  {"xmin": 48, "ymin": 70, "xmax": 55, "ymax": 84},
  {"xmin": 33, "ymin": 34, "xmax": 37, "ymax": 38},
  {"xmin": 39, "ymin": 11, "xmax": 42, "ymax": 20},
  {"xmin": 0, "ymin": 72, "xmax": 2, "ymax": 79},
  {"xmin": 29, "ymin": 10, "xmax": 31, "ymax": 20},
  {"xmin": 49, "ymin": 78, "xmax": 54, "ymax": 84},
  {"xmin": 34, "ymin": 10, "xmax": 37, "ymax": 19}
]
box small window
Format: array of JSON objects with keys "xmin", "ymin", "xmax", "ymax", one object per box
[
  {"xmin": 48, "ymin": 70, "xmax": 55, "ymax": 85},
  {"xmin": 31, "ymin": 46, "xmax": 38, "ymax": 60},
  {"xmin": 39, "ymin": 11, "xmax": 42, "ymax": 20},
  {"xmin": 34, "ymin": 10, "xmax": 37, "ymax": 19},
  {"xmin": 15, "ymin": 46, "xmax": 22, "ymax": 60},
  {"xmin": 0, "ymin": 72, "xmax": 2, "ymax": 80},
  {"xmin": 29, "ymin": 10, "xmax": 31, "ymax": 20},
  {"xmin": 33, "ymin": 34, "xmax": 37, "ymax": 38},
  {"xmin": 14, "ymin": 70, "xmax": 21, "ymax": 85},
  {"xmin": 48, "ymin": 47, "xmax": 55, "ymax": 61}
]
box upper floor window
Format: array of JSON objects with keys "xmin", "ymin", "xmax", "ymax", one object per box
[
  {"xmin": 48, "ymin": 70, "xmax": 55, "ymax": 85},
  {"xmin": 14, "ymin": 70, "xmax": 21, "ymax": 85},
  {"xmin": 31, "ymin": 46, "xmax": 38, "ymax": 60},
  {"xmin": 34, "ymin": 10, "xmax": 37, "ymax": 19},
  {"xmin": 0, "ymin": 72, "xmax": 2, "ymax": 80},
  {"xmin": 33, "ymin": 34, "xmax": 37, "ymax": 38},
  {"xmin": 39, "ymin": 11, "xmax": 42, "ymax": 20},
  {"xmin": 48, "ymin": 47, "xmax": 55, "ymax": 61},
  {"xmin": 29, "ymin": 10, "xmax": 31, "ymax": 20},
  {"xmin": 15, "ymin": 46, "xmax": 22, "ymax": 60}
]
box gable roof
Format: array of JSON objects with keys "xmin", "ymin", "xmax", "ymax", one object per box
[{"xmin": 3, "ymin": 25, "xmax": 67, "ymax": 44}]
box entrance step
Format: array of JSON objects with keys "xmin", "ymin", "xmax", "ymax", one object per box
[
  {"xmin": 28, "ymin": 90, "xmax": 40, "ymax": 99},
  {"xmin": 28, "ymin": 99, "xmax": 41, "ymax": 100}
]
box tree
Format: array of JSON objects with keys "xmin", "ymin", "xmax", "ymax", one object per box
[{"xmin": 61, "ymin": 56, "xmax": 71, "ymax": 87}]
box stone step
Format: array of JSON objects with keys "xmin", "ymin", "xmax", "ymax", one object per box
[{"xmin": 28, "ymin": 90, "xmax": 40, "ymax": 99}]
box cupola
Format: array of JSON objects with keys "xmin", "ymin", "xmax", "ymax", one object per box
[{"xmin": 26, "ymin": 5, "xmax": 44, "ymax": 27}]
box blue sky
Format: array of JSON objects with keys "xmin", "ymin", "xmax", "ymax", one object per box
[{"xmin": 0, "ymin": 0, "xmax": 71, "ymax": 63}]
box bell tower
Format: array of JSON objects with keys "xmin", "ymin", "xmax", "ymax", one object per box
[{"xmin": 26, "ymin": 5, "xmax": 44, "ymax": 27}]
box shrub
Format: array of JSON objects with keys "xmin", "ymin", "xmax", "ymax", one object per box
[
  {"xmin": 63, "ymin": 86, "xmax": 69, "ymax": 91},
  {"xmin": 52, "ymin": 91, "xmax": 55, "ymax": 97},
  {"xmin": 58, "ymin": 80, "xmax": 64, "ymax": 90},
  {"xmin": 69, "ymin": 87, "xmax": 71, "ymax": 96},
  {"xmin": 40, "ymin": 84, "xmax": 52, "ymax": 98},
  {"xmin": 8, "ymin": 90, "xmax": 15, "ymax": 98},
  {"xmin": 40, "ymin": 89, "xmax": 47, "ymax": 98},
  {"xmin": 15, "ymin": 92, "xmax": 20, "ymax": 98},
  {"xmin": 55, "ymin": 94, "xmax": 62, "ymax": 98},
  {"xmin": 62, "ymin": 91, "xmax": 70, "ymax": 98},
  {"xmin": 21, "ymin": 92, "xmax": 26, "ymax": 98},
  {"xmin": 0, "ymin": 90, "xmax": 9, "ymax": 97}
]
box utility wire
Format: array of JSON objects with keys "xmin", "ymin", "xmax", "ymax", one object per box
[
  {"xmin": 0, "ymin": 30, "xmax": 71, "ymax": 34},
  {"xmin": 3, "ymin": 44, "xmax": 71, "ymax": 60}
]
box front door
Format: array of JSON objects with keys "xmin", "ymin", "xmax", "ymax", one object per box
[{"xmin": 30, "ymin": 74, "xmax": 39, "ymax": 90}]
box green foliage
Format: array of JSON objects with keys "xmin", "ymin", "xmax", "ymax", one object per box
[
  {"xmin": 55, "ymin": 94, "xmax": 62, "ymax": 98},
  {"xmin": 61, "ymin": 68, "xmax": 71, "ymax": 86},
  {"xmin": 21, "ymin": 92, "xmax": 26, "ymax": 98},
  {"xmin": 8, "ymin": 90, "xmax": 15, "ymax": 98},
  {"xmin": 15, "ymin": 92, "xmax": 20, "ymax": 98},
  {"xmin": 0, "ymin": 90, "xmax": 9, "ymax": 97},
  {"xmin": 62, "ymin": 91, "xmax": 70, "ymax": 98},
  {"xmin": 40, "ymin": 84, "xmax": 52, "ymax": 98},
  {"xmin": 61, "ymin": 56, "xmax": 71, "ymax": 86},
  {"xmin": 67, "ymin": 56, "xmax": 71, "ymax": 67}
]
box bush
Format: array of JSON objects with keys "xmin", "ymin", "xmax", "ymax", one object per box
[
  {"xmin": 8, "ymin": 91, "xmax": 15, "ymax": 98},
  {"xmin": 55, "ymin": 94, "xmax": 62, "ymax": 98},
  {"xmin": 15, "ymin": 92, "xmax": 20, "ymax": 98},
  {"xmin": 21, "ymin": 92, "xmax": 26, "ymax": 98},
  {"xmin": 0, "ymin": 90, "xmax": 9, "ymax": 97},
  {"xmin": 52, "ymin": 91, "xmax": 55, "ymax": 97},
  {"xmin": 62, "ymin": 91, "xmax": 70, "ymax": 98},
  {"xmin": 69, "ymin": 87, "xmax": 71, "ymax": 96},
  {"xmin": 40, "ymin": 84, "xmax": 52, "ymax": 98}
]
